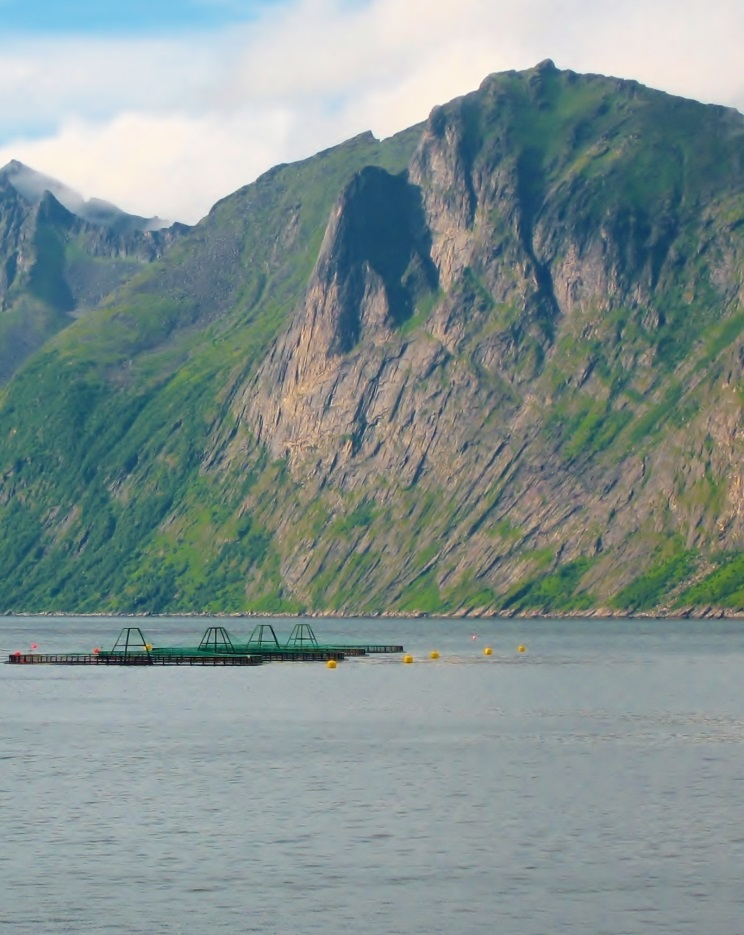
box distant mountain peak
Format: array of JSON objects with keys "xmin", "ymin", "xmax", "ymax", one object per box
[{"xmin": 0, "ymin": 159, "xmax": 171, "ymax": 233}]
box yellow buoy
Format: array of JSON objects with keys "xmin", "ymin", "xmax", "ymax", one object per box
[
  {"xmin": 429, "ymin": 650, "xmax": 440, "ymax": 660},
  {"xmin": 403, "ymin": 654, "xmax": 414, "ymax": 664},
  {"xmin": 483, "ymin": 646, "xmax": 493, "ymax": 656},
  {"xmin": 145, "ymin": 643, "xmax": 154, "ymax": 652},
  {"xmin": 517, "ymin": 645, "xmax": 526, "ymax": 653},
  {"xmin": 326, "ymin": 659, "xmax": 337, "ymax": 669}
]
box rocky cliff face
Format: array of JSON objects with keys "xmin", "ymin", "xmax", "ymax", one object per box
[
  {"xmin": 248, "ymin": 165, "xmax": 438, "ymax": 468},
  {"xmin": 232, "ymin": 61, "xmax": 744, "ymax": 612}
]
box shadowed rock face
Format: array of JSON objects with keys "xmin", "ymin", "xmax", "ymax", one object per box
[
  {"xmin": 311, "ymin": 165, "xmax": 437, "ymax": 354},
  {"xmin": 247, "ymin": 165, "xmax": 439, "ymax": 463}
]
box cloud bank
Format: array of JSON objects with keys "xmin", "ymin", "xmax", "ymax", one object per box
[{"xmin": 0, "ymin": 0, "xmax": 741, "ymax": 223}]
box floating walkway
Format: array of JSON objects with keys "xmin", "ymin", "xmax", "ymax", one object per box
[
  {"xmin": 5, "ymin": 623, "xmax": 404, "ymax": 667},
  {"xmin": 7, "ymin": 652, "xmax": 262, "ymax": 666}
]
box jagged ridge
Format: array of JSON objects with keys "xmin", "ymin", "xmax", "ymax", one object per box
[{"xmin": 0, "ymin": 165, "xmax": 188, "ymax": 382}]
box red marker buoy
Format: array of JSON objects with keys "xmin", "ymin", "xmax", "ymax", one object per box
[
  {"xmin": 30, "ymin": 643, "xmax": 38, "ymax": 651},
  {"xmin": 92, "ymin": 647, "xmax": 100, "ymax": 655}
]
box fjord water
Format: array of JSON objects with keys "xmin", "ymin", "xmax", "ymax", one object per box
[{"xmin": 2, "ymin": 616, "xmax": 744, "ymax": 935}]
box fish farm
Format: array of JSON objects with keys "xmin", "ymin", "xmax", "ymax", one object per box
[{"xmin": 6, "ymin": 623, "xmax": 404, "ymax": 666}]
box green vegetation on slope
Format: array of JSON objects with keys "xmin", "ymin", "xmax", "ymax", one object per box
[
  {"xmin": 676, "ymin": 553, "xmax": 744, "ymax": 609},
  {"xmin": 0, "ymin": 128, "xmax": 422, "ymax": 612}
]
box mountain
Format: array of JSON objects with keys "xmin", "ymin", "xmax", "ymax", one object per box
[
  {"xmin": 0, "ymin": 161, "xmax": 188, "ymax": 383},
  {"xmin": 0, "ymin": 160, "xmax": 171, "ymax": 233},
  {"xmin": 0, "ymin": 61, "xmax": 743, "ymax": 616}
]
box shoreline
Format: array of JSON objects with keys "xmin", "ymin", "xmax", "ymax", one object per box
[{"xmin": 3, "ymin": 608, "xmax": 743, "ymax": 621}]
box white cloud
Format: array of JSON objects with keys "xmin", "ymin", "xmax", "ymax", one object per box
[{"xmin": 0, "ymin": 0, "xmax": 741, "ymax": 223}]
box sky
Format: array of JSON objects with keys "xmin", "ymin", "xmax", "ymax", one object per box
[{"xmin": 0, "ymin": 0, "xmax": 742, "ymax": 224}]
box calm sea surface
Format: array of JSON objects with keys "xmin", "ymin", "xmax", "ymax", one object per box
[{"xmin": 2, "ymin": 615, "xmax": 744, "ymax": 935}]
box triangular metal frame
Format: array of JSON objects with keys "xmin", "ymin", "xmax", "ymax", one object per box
[
  {"xmin": 285, "ymin": 623, "xmax": 319, "ymax": 648},
  {"xmin": 245, "ymin": 623, "xmax": 281, "ymax": 649},
  {"xmin": 198, "ymin": 626, "xmax": 236, "ymax": 654},
  {"xmin": 110, "ymin": 627, "xmax": 152, "ymax": 654}
]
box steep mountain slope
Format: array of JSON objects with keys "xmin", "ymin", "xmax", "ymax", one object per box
[
  {"xmin": 0, "ymin": 62, "xmax": 742, "ymax": 615},
  {"xmin": 0, "ymin": 162, "xmax": 187, "ymax": 382}
]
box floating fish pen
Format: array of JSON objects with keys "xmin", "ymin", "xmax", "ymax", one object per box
[
  {"xmin": 7, "ymin": 628, "xmax": 264, "ymax": 666},
  {"xmin": 6, "ymin": 623, "xmax": 404, "ymax": 667},
  {"xmin": 149, "ymin": 625, "xmax": 346, "ymax": 662},
  {"xmin": 185, "ymin": 623, "xmax": 403, "ymax": 657},
  {"xmin": 284, "ymin": 622, "xmax": 404, "ymax": 655}
]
